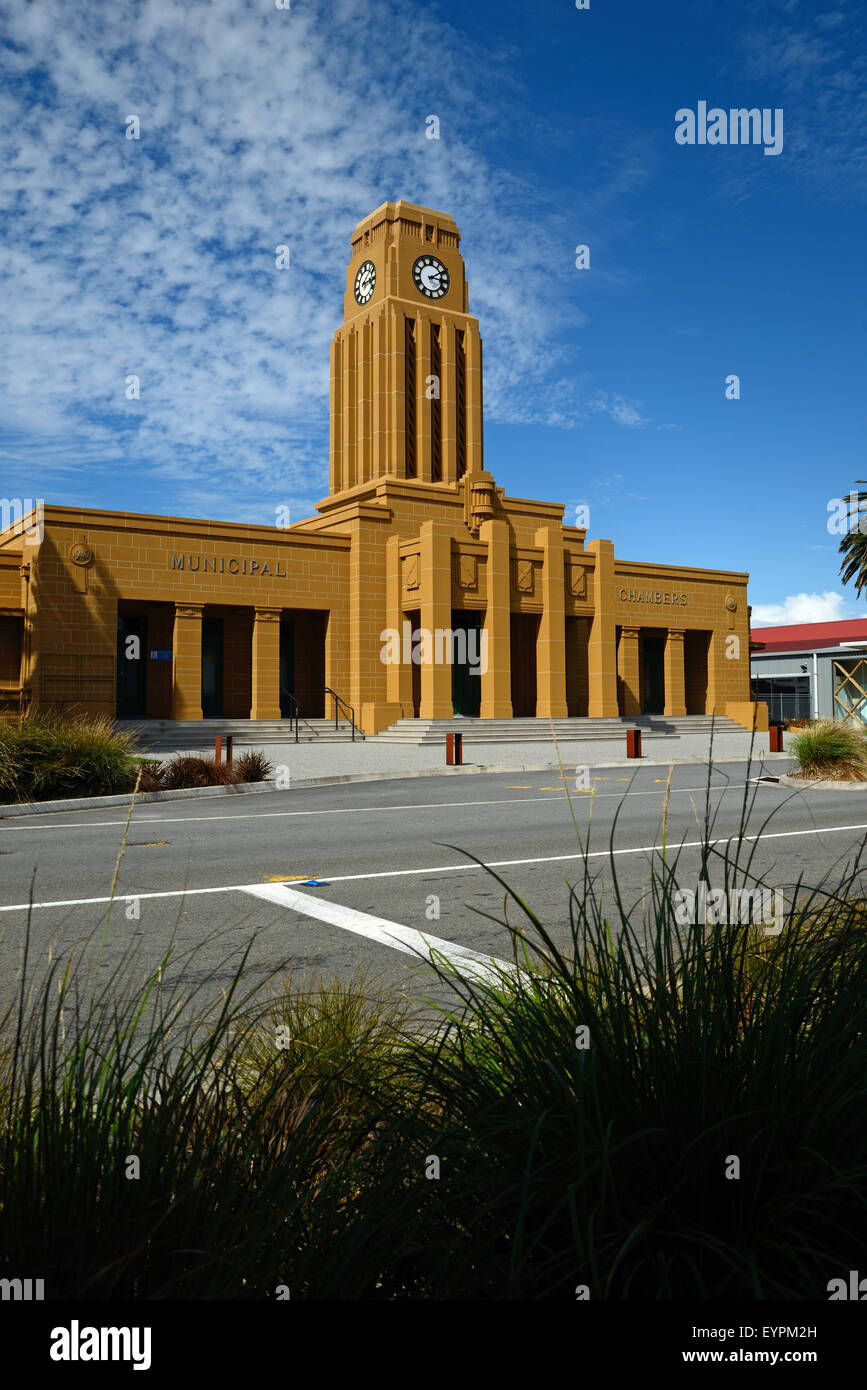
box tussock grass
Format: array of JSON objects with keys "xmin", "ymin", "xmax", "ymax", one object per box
[
  {"xmin": 789, "ymin": 718, "xmax": 867, "ymax": 781},
  {"xmin": 1, "ymin": 751, "xmax": 866, "ymax": 1298},
  {"xmin": 0, "ymin": 711, "xmax": 137, "ymax": 803},
  {"xmin": 0, "ymin": 711, "xmax": 274, "ymax": 802}
]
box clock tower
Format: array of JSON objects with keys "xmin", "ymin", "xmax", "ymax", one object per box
[{"xmin": 328, "ymin": 200, "xmax": 484, "ymax": 496}]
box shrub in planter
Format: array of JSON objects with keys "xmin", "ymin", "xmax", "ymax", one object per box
[
  {"xmin": 234, "ymin": 750, "xmax": 273, "ymax": 782},
  {"xmin": 789, "ymin": 718, "xmax": 867, "ymax": 781},
  {"xmin": 160, "ymin": 755, "xmax": 234, "ymax": 789},
  {"xmin": 134, "ymin": 760, "xmax": 165, "ymax": 793}
]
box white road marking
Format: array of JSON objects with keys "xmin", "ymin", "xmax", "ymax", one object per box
[
  {"xmin": 2, "ymin": 819, "xmax": 867, "ymax": 913},
  {"xmin": 1, "ymin": 783, "xmax": 750, "ymax": 831},
  {"xmin": 0, "ymin": 884, "xmax": 244, "ymax": 912},
  {"xmin": 241, "ymin": 883, "xmax": 511, "ymax": 982}
]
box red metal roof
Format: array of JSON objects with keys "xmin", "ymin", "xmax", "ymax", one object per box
[{"xmin": 750, "ymin": 618, "xmax": 867, "ymax": 653}]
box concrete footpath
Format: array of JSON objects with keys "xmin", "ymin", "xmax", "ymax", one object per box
[
  {"xmin": 0, "ymin": 729, "xmax": 796, "ymax": 817},
  {"xmin": 156, "ymin": 727, "xmax": 794, "ymax": 779}
]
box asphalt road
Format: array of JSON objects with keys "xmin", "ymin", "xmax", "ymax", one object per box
[{"xmin": 2, "ymin": 760, "xmax": 867, "ymax": 1018}]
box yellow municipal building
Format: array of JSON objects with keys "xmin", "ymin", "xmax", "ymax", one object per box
[{"xmin": 0, "ymin": 201, "xmax": 766, "ymax": 736}]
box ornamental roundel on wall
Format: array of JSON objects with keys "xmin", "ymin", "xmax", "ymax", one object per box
[
  {"xmin": 69, "ymin": 542, "xmax": 93, "ymax": 567},
  {"xmin": 725, "ymin": 595, "xmax": 737, "ymax": 612}
]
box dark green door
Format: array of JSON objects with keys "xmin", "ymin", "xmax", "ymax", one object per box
[
  {"xmin": 201, "ymin": 618, "xmax": 224, "ymax": 717},
  {"xmin": 643, "ymin": 636, "xmax": 665, "ymax": 714},
  {"xmin": 451, "ymin": 610, "xmax": 482, "ymax": 717},
  {"xmin": 117, "ymin": 613, "xmax": 147, "ymax": 717}
]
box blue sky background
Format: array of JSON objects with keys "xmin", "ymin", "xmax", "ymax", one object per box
[{"xmin": 1, "ymin": 0, "xmax": 865, "ymax": 624}]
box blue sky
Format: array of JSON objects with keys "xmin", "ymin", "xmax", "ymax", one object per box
[{"xmin": 0, "ymin": 0, "xmax": 865, "ymax": 624}]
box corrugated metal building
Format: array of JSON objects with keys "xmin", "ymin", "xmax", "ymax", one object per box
[{"xmin": 750, "ymin": 619, "xmax": 867, "ymax": 724}]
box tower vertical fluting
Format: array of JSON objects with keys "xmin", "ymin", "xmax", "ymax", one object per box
[{"xmin": 328, "ymin": 201, "xmax": 484, "ymax": 496}]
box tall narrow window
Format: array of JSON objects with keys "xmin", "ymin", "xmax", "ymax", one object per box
[
  {"xmin": 430, "ymin": 323, "xmax": 442, "ymax": 482},
  {"xmin": 455, "ymin": 328, "xmax": 467, "ymax": 480},
  {"xmin": 405, "ymin": 317, "xmax": 416, "ymax": 477}
]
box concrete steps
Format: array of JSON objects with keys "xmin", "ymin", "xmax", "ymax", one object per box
[
  {"xmin": 373, "ymin": 715, "xmax": 745, "ymax": 745},
  {"xmin": 114, "ymin": 718, "xmax": 364, "ymax": 750}
]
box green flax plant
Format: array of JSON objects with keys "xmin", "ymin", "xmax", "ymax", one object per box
[{"xmin": 309, "ymin": 729, "xmax": 867, "ymax": 1298}]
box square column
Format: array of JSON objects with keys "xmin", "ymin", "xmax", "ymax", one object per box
[
  {"xmin": 535, "ymin": 525, "xmax": 568, "ymax": 717},
  {"xmin": 385, "ymin": 535, "xmax": 413, "ymax": 713},
  {"xmin": 586, "ymin": 539, "xmax": 619, "ymax": 716},
  {"xmin": 480, "ymin": 518, "xmax": 512, "ymax": 717},
  {"xmin": 171, "ymin": 603, "xmax": 203, "ymax": 720},
  {"xmin": 251, "ymin": 607, "xmax": 282, "ymax": 720},
  {"xmin": 617, "ymin": 626, "xmax": 642, "ymax": 716},
  {"xmin": 664, "ymin": 628, "xmax": 687, "ymax": 716},
  {"xmin": 419, "ymin": 521, "xmax": 453, "ymax": 718}
]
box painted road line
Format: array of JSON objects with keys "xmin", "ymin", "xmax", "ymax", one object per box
[
  {"xmin": 3, "ymin": 818, "xmax": 867, "ymax": 913},
  {"xmin": 1, "ymin": 784, "xmax": 756, "ymax": 832},
  {"xmin": 241, "ymin": 883, "xmax": 512, "ymax": 982}
]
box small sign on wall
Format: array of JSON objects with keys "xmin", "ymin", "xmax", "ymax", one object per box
[{"xmin": 149, "ymin": 650, "xmax": 173, "ymax": 661}]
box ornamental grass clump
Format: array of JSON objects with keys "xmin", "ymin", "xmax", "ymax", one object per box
[
  {"xmin": 320, "ymin": 784, "xmax": 867, "ymax": 1299},
  {"xmin": 2, "ymin": 751, "xmax": 867, "ymax": 1299},
  {"xmin": 0, "ymin": 710, "xmax": 138, "ymax": 803},
  {"xmin": 789, "ymin": 718, "xmax": 867, "ymax": 781},
  {"xmin": 0, "ymin": 918, "xmax": 400, "ymax": 1298}
]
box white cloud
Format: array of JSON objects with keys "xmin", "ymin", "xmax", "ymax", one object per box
[
  {"xmin": 0, "ymin": 0, "xmax": 650, "ymax": 524},
  {"xmin": 751, "ymin": 591, "xmax": 855, "ymax": 625},
  {"xmin": 731, "ymin": 3, "xmax": 867, "ymax": 200}
]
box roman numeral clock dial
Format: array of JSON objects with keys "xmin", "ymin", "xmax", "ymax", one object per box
[
  {"xmin": 354, "ymin": 259, "xmax": 376, "ymax": 305},
  {"xmin": 412, "ymin": 255, "xmax": 450, "ymax": 299}
]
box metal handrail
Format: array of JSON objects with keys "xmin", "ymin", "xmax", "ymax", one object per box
[
  {"xmin": 279, "ymin": 686, "xmax": 301, "ymax": 743},
  {"xmin": 325, "ymin": 686, "xmax": 357, "ymax": 741}
]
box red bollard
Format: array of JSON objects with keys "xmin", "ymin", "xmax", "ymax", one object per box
[
  {"xmin": 454, "ymin": 731, "xmax": 463, "ymax": 765},
  {"xmin": 215, "ymin": 735, "xmax": 222, "ymax": 764},
  {"xmin": 769, "ymin": 725, "xmax": 783, "ymax": 752},
  {"xmin": 626, "ymin": 728, "xmax": 642, "ymax": 759},
  {"xmin": 446, "ymin": 733, "xmax": 455, "ymax": 765}
]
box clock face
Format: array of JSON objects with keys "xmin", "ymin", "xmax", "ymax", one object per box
[
  {"xmin": 412, "ymin": 255, "xmax": 450, "ymax": 300},
  {"xmin": 354, "ymin": 259, "xmax": 376, "ymax": 305}
]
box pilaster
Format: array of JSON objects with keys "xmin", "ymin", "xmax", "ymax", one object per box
[
  {"xmin": 171, "ymin": 603, "xmax": 203, "ymax": 721},
  {"xmin": 535, "ymin": 525, "xmax": 568, "ymax": 717}
]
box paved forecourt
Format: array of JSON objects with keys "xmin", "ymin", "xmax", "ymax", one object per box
[{"xmin": 138, "ymin": 726, "xmax": 795, "ymax": 781}]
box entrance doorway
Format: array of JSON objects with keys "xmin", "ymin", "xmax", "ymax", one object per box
[
  {"xmin": 642, "ymin": 635, "xmax": 665, "ymax": 714},
  {"xmin": 279, "ymin": 619, "xmax": 294, "ymax": 717},
  {"xmin": 201, "ymin": 617, "xmax": 224, "ymax": 717},
  {"xmin": 116, "ymin": 613, "xmax": 147, "ymax": 717},
  {"xmin": 277, "ymin": 609, "xmax": 326, "ymax": 717},
  {"xmin": 451, "ymin": 609, "xmax": 482, "ymax": 717},
  {"xmin": 511, "ymin": 613, "xmax": 539, "ymax": 716}
]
